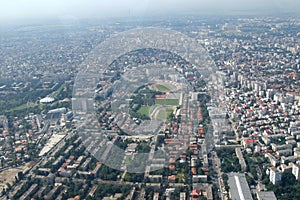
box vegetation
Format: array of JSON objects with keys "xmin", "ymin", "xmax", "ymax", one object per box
[
  {"xmin": 244, "ymin": 155, "xmax": 262, "ymax": 181},
  {"xmin": 198, "ymin": 93, "xmax": 211, "ymax": 121},
  {"xmin": 12, "ymin": 179, "xmax": 42, "ymax": 199},
  {"xmin": 156, "ymin": 84, "xmax": 172, "ymax": 91},
  {"xmin": 137, "ymin": 106, "xmax": 152, "ymax": 117},
  {"xmin": 222, "ymin": 174, "xmax": 230, "ymax": 192},
  {"xmin": 1, "ymin": 80, "xmax": 72, "ymax": 118},
  {"xmin": 245, "ymin": 173, "xmax": 256, "ymax": 186},
  {"xmin": 123, "ymin": 172, "xmax": 144, "ymax": 183},
  {"xmin": 213, "ymin": 184, "xmax": 222, "ymax": 200},
  {"xmin": 144, "ymin": 186, "xmax": 166, "ymax": 199},
  {"xmin": 114, "ymin": 138, "xmax": 132, "ymax": 150},
  {"xmin": 269, "ymin": 171, "xmax": 300, "ymax": 200},
  {"xmin": 216, "ymin": 149, "xmax": 241, "ymax": 173},
  {"xmin": 156, "ymin": 108, "xmax": 174, "ymax": 120},
  {"xmin": 98, "ymin": 165, "xmax": 121, "ymax": 181},
  {"xmin": 62, "ymin": 181, "xmax": 87, "ymax": 199},
  {"xmin": 129, "ymin": 85, "xmax": 179, "ymax": 120},
  {"xmin": 136, "ymin": 142, "xmax": 151, "ymax": 153},
  {"xmin": 86, "ymin": 183, "xmax": 131, "ymax": 200},
  {"xmin": 170, "ymin": 187, "xmax": 190, "ymax": 200},
  {"xmin": 155, "ymin": 99, "xmax": 179, "ymax": 106},
  {"xmin": 125, "ymin": 153, "xmax": 149, "ymax": 173}
]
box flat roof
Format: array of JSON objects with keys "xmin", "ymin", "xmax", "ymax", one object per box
[
  {"xmin": 257, "ymin": 191, "xmax": 277, "ymax": 200},
  {"xmin": 228, "ymin": 173, "xmax": 253, "ymax": 200}
]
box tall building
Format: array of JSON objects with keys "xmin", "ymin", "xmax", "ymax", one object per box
[
  {"xmin": 269, "ymin": 168, "xmax": 282, "ymax": 185},
  {"xmin": 292, "ymin": 163, "xmax": 300, "ymax": 180}
]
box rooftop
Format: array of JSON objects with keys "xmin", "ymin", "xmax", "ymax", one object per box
[
  {"xmin": 257, "ymin": 191, "xmax": 277, "ymax": 200},
  {"xmin": 228, "ymin": 173, "xmax": 253, "ymax": 200}
]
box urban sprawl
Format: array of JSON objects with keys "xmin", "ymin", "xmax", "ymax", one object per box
[{"xmin": 0, "ymin": 16, "xmax": 299, "ymax": 200}]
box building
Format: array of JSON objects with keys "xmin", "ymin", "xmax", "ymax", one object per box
[
  {"xmin": 256, "ymin": 191, "xmax": 277, "ymax": 200},
  {"xmin": 292, "ymin": 163, "xmax": 300, "ymax": 180},
  {"xmin": 192, "ymin": 175, "xmax": 208, "ymax": 183},
  {"xmin": 180, "ymin": 192, "xmax": 186, "ymax": 200},
  {"xmin": 153, "ymin": 192, "xmax": 159, "ymax": 200},
  {"xmin": 148, "ymin": 175, "xmax": 163, "ymax": 183},
  {"xmin": 235, "ymin": 147, "xmax": 247, "ymax": 171},
  {"xmin": 19, "ymin": 184, "xmax": 38, "ymax": 200},
  {"xmin": 265, "ymin": 153, "xmax": 279, "ymax": 167},
  {"xmin": 276, "ymin": 149, "xmax": 293, "ymax": 157},
  {"xmin": 269, "ymin": 168, "xmax": 282, "ymax": 185},
  {"xmin": 242, "ymin": 139, "xmax": 255, "ymax": 148},
  {"xmin": 281, "ymin": 156, "xmax": 297, "ymax": 165},
  {"xmin": 228, "ymin": 173, "xmax": 253, "ymax": 200},
  {"xmin": 47, "ymin": 173, "xmax": 55, "ymax": 185},
  {"xmin": 40, "ymin": 96, "xmax": 55, "ymax": 104},
  {"xmin": 206, "ymin": 185, "xmax": 213, "ymax": 200},
  {"xmin": 190, "ymin": 189, "xmax": 201, "ymax": 199}
]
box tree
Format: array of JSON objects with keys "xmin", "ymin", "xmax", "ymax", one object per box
[{"xmin": 222, "ymin": 174, "xmax": 230, "ymax": 192}]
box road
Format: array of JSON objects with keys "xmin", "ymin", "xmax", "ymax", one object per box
[{"xmin": 211, "ymin": 151, "xmax": 228, "ymax": 200}]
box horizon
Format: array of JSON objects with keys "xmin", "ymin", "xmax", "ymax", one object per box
[{"xmin": 1, "ymin": 0, "xmax": 300, "ymax": 25}]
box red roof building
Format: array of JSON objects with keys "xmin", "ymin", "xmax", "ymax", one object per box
[
  {"xmin": 191, "ymin": 167, "xmax": 197, "ymax": 175},
  {"xmin": 191, "ymin": 189, "xmax": 201, "ymax": 196}
]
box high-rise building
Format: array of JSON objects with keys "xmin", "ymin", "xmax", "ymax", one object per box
[
  {"xmin": 292, "ymin": 163, "xmax": 300, "ymax": 180},
  {"xmin": 269, "ymin": 168, "xmax": 282, "ymax": 185}
]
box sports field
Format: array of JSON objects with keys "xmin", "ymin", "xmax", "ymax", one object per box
[
  {"xmin": 155, "ymin": 99, "xmax": 179, "ymax": 105},
  {"xmin": 156, "ymin": 84, "xmax": 172, "ymax": 91}
]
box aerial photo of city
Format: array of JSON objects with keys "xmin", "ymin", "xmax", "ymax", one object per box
[{"xmin": 0, "ymin": 0, "xmax": 299, "ymax": 200}]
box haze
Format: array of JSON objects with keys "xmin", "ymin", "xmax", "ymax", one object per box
[{"xmin": 1, "ymin": 0, "xmax": 300, "ymax": 24}]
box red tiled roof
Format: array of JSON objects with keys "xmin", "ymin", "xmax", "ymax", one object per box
[
  {"xmin": 245, "ymin": 139, "xmax": 255, "ymax": 143},
  {"xmin": 191, "ymin": 189, "xmax": 201, "ymax": 196},
  {"xmin": 191, "ymin": 167, "xmax": 197, "ymax": 175}
]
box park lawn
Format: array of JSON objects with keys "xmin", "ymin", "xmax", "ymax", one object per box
[
  {"xmin": 156, "ymin": 108, "xmax": 174, "ymax": 120},
  {"xmin": 138, "ymin": 106, "xmax": 151, "ymax": 116},
  {"xmin": 155, "ymin": 99, "xmax": 179, "ymax": 106},
  {"xmin": 9, "ymin": 102, "xmax": 36, "ymax": 112},
  {"xmin": 49, "ymin": 82, "xmax": 66, "ymax": 98},
  {"xmin": 156, "ymin": 84, "xmax": 172, "ymax": 91}
]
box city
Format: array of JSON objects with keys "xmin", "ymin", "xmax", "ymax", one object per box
[{"xmin": 0, "ymin": 10, "xmax": 299, "ymax": 200}]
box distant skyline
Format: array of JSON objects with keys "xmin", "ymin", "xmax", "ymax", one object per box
[{"xmin": 1, "ymin": 0, "xmax": 300, "ymax": 24}]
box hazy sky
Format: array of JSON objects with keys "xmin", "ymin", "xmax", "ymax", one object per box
[{"xmin": 1, "ymin": 0, "xmax": 299, "ymax": 24}]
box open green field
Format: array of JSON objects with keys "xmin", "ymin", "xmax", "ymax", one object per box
[
  {"xmin": 156, "ymin": 84, "xmax": 172, "ymax": 91},
  {"xmin": 138, "ymin": 106, "xmax": 151, "ymax": 116},
  {"xmin": 8, "ymin": 102, "xmax": 36, "ymax": 112},
  {"xmin": 156, "ymin": 108, "xmax": 174, "ymax": 120},
  {"xmin": 155, "ymin": 99, "xmax": 179, "ymax": 106}
]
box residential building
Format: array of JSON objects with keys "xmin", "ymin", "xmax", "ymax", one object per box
[
  {"xmin": 292, "ymin": 163, "xmax": 300, "ymax": 180},
  {"xmin": 269, "ymin": 168, "xmax": 282, "ymax": 185}
]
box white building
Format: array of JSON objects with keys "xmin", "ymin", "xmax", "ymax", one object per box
[
  {"xmin": 40, "ymin": 96, "xmax": 55, "ymax": 104},
  {"xmin": 292, "ymin": 163, "xmax": 300, "ymax": 180},
  {"xmin": 269, "ymin": 168, "xmax": 282, "ymax": 185}
]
